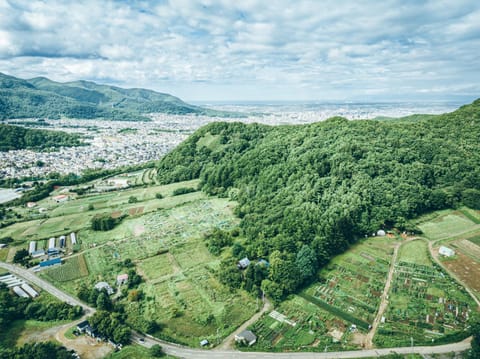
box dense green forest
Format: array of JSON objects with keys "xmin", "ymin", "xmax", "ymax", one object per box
[
  {"xmin": 0, "ymin": 72, "xmax": 238, "ymax": 121},
  {"xmin": 157, "ymin": 99, "xmax": 480, "ymax": 300},
  {"xmin": 0, "ymin": 124, "xmax": 83, "ymax": 151}
]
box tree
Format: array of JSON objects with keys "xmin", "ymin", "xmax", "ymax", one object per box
[
  {"xmin": 13, "ymin": 248, "xmax": 29, "ymax": 265},
  {"xmin": 150, "ymin": 344, "xmax": 165, "ymax": 357},
  {"xmin": 462, "ymin": 189, "xmax": 480, "ymax": 209},
  {"xmin": 96, "ymin": 292, "xmax": 112, "ymax": 311},
  {"xmin": 295, "ymin": 245, "xmax": 317, "ymax": 284},
  {"xmin": 155, "ymin": 193, "xmax": 164, "ymax": 199}
]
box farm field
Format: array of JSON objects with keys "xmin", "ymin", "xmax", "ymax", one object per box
[
  {"xmin": 398, "ymin": 240, "xmax": 432, "ymax": 267},
  {"xmin": 33, "ymin": 181, "xmax": 254, "ymax": 347},
  {"xmin": 304, "ymin": 237, "xmax": 396, "ymax": 327},
  {"xmin": 249, "ymin": 236, "xmax": 397, "ymax": 352},
  {"xmin": 417, "ymin": 209, "xmax": 480, "ymax": 241},
  {"xmin": 249, "ymin": 295, "xmax": 357, "ymax": 352},
  {"xmin": 375, "ymin": 239, "xmax": 476, "ymax": 348},
  {"xmin": 417, "ymin": 209, "xmax": 480, "ymax": 301}
]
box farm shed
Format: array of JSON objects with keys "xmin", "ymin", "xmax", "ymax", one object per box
[
  {"xmin": 48, "ymin": 237, "xmax": 56, "ymax": 250},
  {"xmin": 237, "ymin": 257, "xmax": 251, "ymax": 269},
  {"xmin": 31, "ymin": 250, "xmax": 45, "ymax": 258},
  {"xmin": 439, "ymin": 246, "xmax": 455, "ymax": 257},
  {"xmin": 21, "ymin": 283, "xmax": 39, "ymax": 298},
  {"xmin": 59, "ymin": 235, "xmax": 66, "ymax": 248},
  {"xmin": 53, "ymin": 194, "xmax": 69, "ymax": 203},
  {"xmin": 235, "ymin": 330, "xmax": 257, "ymax": 346},
  {"xmin": 40, "ymin": 257, "xmax": 62, "ymax": 268},
  {"xmin": 200, "ymin": 339, "xmax": 209, "ymax": 347},
  {"xmin": 116, "ymin": 273, "xmax": 128, "ymax": 285},
  {"xmin": 377, "ymin": 229, "xmax": 386, "ymax": 236},
  {"xmin": 70, "ymin": 232, "xmax": 77, "ymax": 245},
  {"xmin": 94, "ymin": 282, "xmax": 114, "ymax": 295},
  {"xmin": 13, "ymin": 286, "xmax": 29, "ymax": 298},
  {"xmin": 29, "ymin": 241, "xmax": 36, "ymax": 254}
]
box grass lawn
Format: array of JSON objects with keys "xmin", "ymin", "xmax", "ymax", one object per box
[
  {"xmin": 105, "ymin": 344, "xmax": 177, "ymax": 359},
  {"xmin": 137, "ymin": 253, "xmax": 173, "ymax": 281},
  {"xmin": 0, "ymin": 319, "xmax": 66, "ymax": 347},
  {"xmin": 418, "ymin": 210, "xmax": 479, "ymax": 240},
  {"xmin": 398, "ymin": 240, "xmax": 432, "ymax": 267},
  {"xmin": 0, "ymin": 248, "xmax": 8, "ymax": 261}
]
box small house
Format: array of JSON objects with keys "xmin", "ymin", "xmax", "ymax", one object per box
[
  {"xmin": 200, "ymin": 339, "xmax": 209, "ymax": 347},
  {"xmin": 235, "ymin": 330, "xmax": 257, "ymax": 346},
  {"xmin": 94, "ymin": 281, "xmax": 114, "ymax": 295},
  {"xmin": 439, "ymin": 246, "xmax": 455, "ymax": 257},
  {"xmin": 117, "ymin": 273, "xmax": 129, "ymax": 285},
  {"xmin": 29, "ymin": 241, "xmax": 36, "ymax": 254},
  {"xmin": 77, "ymin": 321, "xmax": 96, "ymax": 337},
  {"xmin": 237, "ymin": 257, "xmax": 251, "ymax": 269},
  {"xmin": 53, "ymin": 194, "xmax": 69, "ymax": 203}
]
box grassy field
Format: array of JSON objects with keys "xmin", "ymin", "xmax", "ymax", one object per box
[
  {"xmin": 29, "ymin": 179, "xmax": 254, "ymax": 347},
  {"xmin": 42, "ymin": 254, "xmax": 89, "ymax": 282},
  {"xmin": 0, "ymin": 179, "xmax": 201, "ymax": 246},
  {"xmin": 398, "ymin": 240, "xmax": 432, "ymax": 267},
  {"xmin": 105, "ymin": 344, "xmax": 177, "ymax": 359},
  {"xmin": 417, "ymin": 210, "xmax": 480, "ymax": 240}
]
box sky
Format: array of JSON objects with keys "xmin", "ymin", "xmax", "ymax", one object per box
[{"xmin": 0, "ymin": 0, "xmax": 479, "ymax": 102}]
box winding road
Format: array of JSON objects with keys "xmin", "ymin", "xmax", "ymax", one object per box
[{"xmin": 0, "ymin": 260, "xmax": 473, "ymax": 358}]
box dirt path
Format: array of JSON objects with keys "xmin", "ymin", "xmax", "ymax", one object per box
[
  {"xmin": 428, "ymin": 239, "xmax": 480, "ymax": 309},
  {"xmin": 215, "ymin": 297, "xmax": 272, "ymax": 350},
  {"xmin": 363, "ymin": 239, "xmax": 405, "ymax": 349},
  {"xmin": 54, "ymin": 318, "xmax": 112, "ymax": 359}
]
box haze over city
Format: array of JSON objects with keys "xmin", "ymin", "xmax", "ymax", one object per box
[{"xmin": 0, "ymin": 0, "xmax": 479, "ymax": 102}]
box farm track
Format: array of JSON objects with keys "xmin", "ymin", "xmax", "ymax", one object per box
[
  {"xmin": 363, "ymin": 238, "xmax": 407, "ymax": 349},
  {"xmin": 215, "ymin": 298, "xmax": 272, "ymax": 350}
]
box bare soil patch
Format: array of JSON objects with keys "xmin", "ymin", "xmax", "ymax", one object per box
[{"xmin": 442, "ymin": 251, "xmax": 480, "ymax": 295}]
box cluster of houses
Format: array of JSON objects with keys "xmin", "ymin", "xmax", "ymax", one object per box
[
  {"xmin": 28, "ymin": 232, "xmax": 77, "ymax": 268},
  {"xmin": 0, "ymin": 273, "xmax": 39, "ymax": 298}
]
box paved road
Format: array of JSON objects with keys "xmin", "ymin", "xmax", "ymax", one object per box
[
  {"xmin": 1, "ymin": 260, "xmax": 473, "ymax": 358},
  {"xmin": 133, "ymin": 332, "xmax": 472, "ymax": 359},
  {"xmin": 0, "ymin": 261, "xmax": 94, "ymax": 313}
]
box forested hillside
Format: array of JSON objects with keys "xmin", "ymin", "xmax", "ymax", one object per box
[
  {"xmin": 0, "ymin": 73, "xmax": 235, "ymax": 121},
  {"xmin": 157, "ymin": 99, "xmax": 480, "ymax": 300},
  {"xmin": 0, "ymin": 124, "xmax": 83, "ymax": 151}
]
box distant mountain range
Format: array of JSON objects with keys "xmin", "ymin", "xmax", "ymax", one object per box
[{"xmin": 0, "ymin": 73, "xmax": 237, "ymax": 121}]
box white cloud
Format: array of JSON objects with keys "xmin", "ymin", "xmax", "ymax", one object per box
[{"xmin": 0, "ymin": 0, "xmax": 478, "ymax": 101}]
